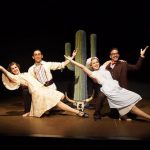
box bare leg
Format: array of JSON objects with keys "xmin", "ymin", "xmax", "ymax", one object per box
[
  {"xmin": 131, "ymin": 106, "xmax": 150, "ymax": 120},
  {"xmin": 56, "ymin": 101, "xmax": 79, "ymax": 114},
  {"xmin": 56, "ymin": 101, "xmax": 88, "ymax": 117}
]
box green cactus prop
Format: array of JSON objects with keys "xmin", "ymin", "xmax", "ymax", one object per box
[
  {"xmin": 65, "ymin": 42, "xmax": 74, "ymax": 71},
  {"xmin": 65, "ymin": 30, "xmax": 97, "ymax": 101},
  {"xmin": 90, "ymin": 34, "xmax": 97, "ymax": 57},
  {"xmin": 74, "ymin": 30, "xmax": 87, "ymax": 100}
]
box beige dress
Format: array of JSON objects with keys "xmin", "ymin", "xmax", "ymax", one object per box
[{"xmin": 2, "ymin": 71, "xmax": 64, "ymax": 117}]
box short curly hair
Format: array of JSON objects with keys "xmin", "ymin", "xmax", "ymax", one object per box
[{"xmin": 7, "ymin": 62, "xmax": 20, "ymax": 74}]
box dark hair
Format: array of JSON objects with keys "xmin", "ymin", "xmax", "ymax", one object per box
[
  {"xmin": 109, "ymin": 47, "xmax": 119, "ymax": 55},
  {"xmin": 7, "ymin": 62, "xmax": 20, "ymax": 73},
  {"xmin": 32, "ymin": 49, "xmax": 43, "ymax": 56}
]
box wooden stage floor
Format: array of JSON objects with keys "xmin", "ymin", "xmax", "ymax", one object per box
[{"xmin": 0, "ymin": 96, "xmax": 150, "ymax": 148}]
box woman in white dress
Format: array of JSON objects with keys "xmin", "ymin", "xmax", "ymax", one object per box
[
  {"xmin": 0, "ymin": 62, "xmax": 88, "ymax": 118},
  {"xmin": 64, "ymin": 55, "xmax": 150, "ymax": 121}
]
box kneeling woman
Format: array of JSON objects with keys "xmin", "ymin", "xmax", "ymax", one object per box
[
  {"xmin": 64, "ymin": 55, "xmax": 150, "ymax": 121},
  {"xmin": 0, "ymin": 62, "xmax": 88, "ymax": 118}
]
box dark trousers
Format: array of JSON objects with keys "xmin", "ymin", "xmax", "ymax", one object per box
[
  {"xmin": 21, "ymin": 87, "xmax": 32, "ymax": 113},
  {"xmin": 93, "ymin": 83, "xmax": 106, "ymax": 115},
  {"xmin": 94, "ymin": 91, "xmax": 106, "ymax": 114},
  {"xmin": 94, "ymin": 91, "xmax": 119, "ymax": 119}
]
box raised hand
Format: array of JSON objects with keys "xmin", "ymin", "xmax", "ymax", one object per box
[
  {"xmin": 140, "ymin": 46, "xmax": 149, "ymax": 57},
  {"xmin": 71, "ymin": 48, "xmax": 78, "ymax": 58},
  {"xmin": 64, "ymin": 52, "xmax": 76, "ymax": 67}
]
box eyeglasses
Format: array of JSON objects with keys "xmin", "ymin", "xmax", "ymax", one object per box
[{"xmin": 110, "ymin": 52, "xmax": 119, "ymax": 55}]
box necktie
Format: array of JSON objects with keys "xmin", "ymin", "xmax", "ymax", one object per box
[{"xmin": 34, "ymin": 64, "xmax": 48, "ymax": 84}]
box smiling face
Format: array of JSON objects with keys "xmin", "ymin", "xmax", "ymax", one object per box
[
  {"xmin": 110, "ymin": 49, "xmax": 120, "ymax": 62},
  {"xmin": 91, "ymin": 58, "xmax": 100, "ymax": 71},
  {"xmin": 32, "ymin": 50, "xmax": 43, "ymax": 63},
  {"xmin": 10, "ymin": 64, "xmax": 20, "ymax": 75}
]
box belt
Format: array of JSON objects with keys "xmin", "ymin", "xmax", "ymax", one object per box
[{"xmin": 44, "ymin": 80, "xmax": 54, "ymax": 87}]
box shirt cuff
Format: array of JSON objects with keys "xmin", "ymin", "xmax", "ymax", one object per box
[{"xmin": 61, "ymin": 62, "xmax": 65, "ymax": 69}]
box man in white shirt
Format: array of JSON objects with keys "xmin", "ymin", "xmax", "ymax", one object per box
[{"xmin": 22, "ymin": 49, "xmax": 77, "ymax": 115}]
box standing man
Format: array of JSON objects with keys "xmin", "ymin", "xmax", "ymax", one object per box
[{"xmin": 93, "ymin": 46, "xmax": 149, "ymax": 120}]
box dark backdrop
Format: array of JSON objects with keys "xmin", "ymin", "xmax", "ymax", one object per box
[{"xmin": 0, "ymin": 1, "xmax": 150, "ymax": 98}]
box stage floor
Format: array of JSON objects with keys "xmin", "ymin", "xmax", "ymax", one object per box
[{"xmin": 0, "ymin": 96, "xmax": 150, "ymax": 148}]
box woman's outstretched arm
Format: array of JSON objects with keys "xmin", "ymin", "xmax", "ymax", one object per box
[
  {"xmin": 64, "ymin": 55, "xmax": 95, "ymax": 79},
  {"xmin": 0, "ymin": 65, "xmax": 18, "ymax": 83},
  {"xmin": 0, "ymin": 65, "xmax": 8, "ymax": 75}
]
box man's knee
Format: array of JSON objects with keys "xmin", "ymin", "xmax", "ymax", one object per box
[
  {"xmin": 108, "ymin": 108, "xmax": 120, "ymax": 119},
  {"xmin": 97, "ymin": 92, "xmax": 106, "ymax": 101}
]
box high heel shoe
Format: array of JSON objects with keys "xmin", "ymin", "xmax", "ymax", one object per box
[
  {"xmin": 93, "ymin": 113, "xmax": 101, "ymax": 121},
  {"xmin": 77, "ymin": 111, "xmax": 89, "ymax": 118}
]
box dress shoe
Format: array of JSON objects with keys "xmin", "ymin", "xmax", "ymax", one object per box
[{"xmin": 93, "ymin": 113, "xmax": 101, "ymax": 120}]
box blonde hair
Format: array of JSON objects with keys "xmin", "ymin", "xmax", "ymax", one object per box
[{"xmin": 86, "ymin": 57, "xmax": 99, "ymax": 69}]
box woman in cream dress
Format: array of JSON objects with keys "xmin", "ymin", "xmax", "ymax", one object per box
[
  {"xmin": 0, "ymin": 62, "xmax": 88, "ymax": 118},
  {"xmin": 64, "ymin": 55, "xmax": 150, "ymax": 121}
]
